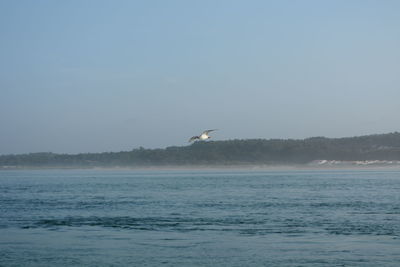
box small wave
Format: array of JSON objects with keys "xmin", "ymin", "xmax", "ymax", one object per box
[
  {"xmin": 26, "ymin": 216, "xmax": 275, "ymax": 233},
  {"xmin": 325, "ymin": 222, "xmax": 400, "ymax": 236},
  {"xmin": 21, "ymin": 215, "xmax": 400, "ymax": 237},
  {"xmin": 34, "ymin": 216, "xmax": 179, "ymax": 230}
]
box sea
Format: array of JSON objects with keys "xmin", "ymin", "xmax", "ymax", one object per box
[{"xmin": 0, "ymin": 169, "xmax": 399, "ymax": 266}]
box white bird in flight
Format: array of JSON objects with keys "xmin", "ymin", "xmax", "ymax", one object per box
[{"xmin": 189, "ymin": 129, "xmax": 218, "ymax": 142}]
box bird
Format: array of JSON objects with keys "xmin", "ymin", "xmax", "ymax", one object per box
[{"xmin": 188, "ymin": 129, "xmax": 218, "ymax": 142}]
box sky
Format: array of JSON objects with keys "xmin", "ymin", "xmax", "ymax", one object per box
[{"xmin": 1, "ymin": 0, "xmax": 400, "ymax": 155}]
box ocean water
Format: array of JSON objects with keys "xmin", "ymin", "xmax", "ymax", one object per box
[{"xmin": 0, "ymin": 169, "xmax": 399, "ymax": 266}]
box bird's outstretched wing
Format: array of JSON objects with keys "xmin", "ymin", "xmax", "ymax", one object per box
[
  {"xmin": 203, "ymin": 129, "xmax": 217, "ymax": 135},
  {"xmin": 188, "ymin": 136, "xmax": 199, "ymax": 142}
]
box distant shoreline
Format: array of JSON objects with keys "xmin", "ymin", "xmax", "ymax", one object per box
[
  {"xmin": 2, "ymin": 132, "xmax": 400, "ymax": 170},
  {"xmin": 2, "ymin": 162, "xmax": 400, "ymax": 172}
]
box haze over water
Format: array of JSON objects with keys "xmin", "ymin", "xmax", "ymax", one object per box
[{"xmin": 1, "ymin": 169, "xmax": 399, "ymax": 266}]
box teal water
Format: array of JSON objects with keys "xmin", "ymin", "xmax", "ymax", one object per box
[{"xmin": 1, "ymin": 169, "xmax": 400, "ymax": 266}]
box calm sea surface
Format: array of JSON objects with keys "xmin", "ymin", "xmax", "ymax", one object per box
[{"xmin": 1, "ymin": 169, "xmax": 400, "ymax": 266}]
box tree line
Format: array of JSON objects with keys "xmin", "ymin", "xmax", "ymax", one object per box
[{"xmin": 1, "ymin": 132, "xmax": 400, "ymax": 168}]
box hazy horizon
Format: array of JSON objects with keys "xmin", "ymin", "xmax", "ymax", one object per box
[
  {"xmin": 1, "ymin": 0, "xmax": 400, "ymax": 155},
  {"xmin": 1, "ymin": 131, "xmax": 400, "ymax": 156}
]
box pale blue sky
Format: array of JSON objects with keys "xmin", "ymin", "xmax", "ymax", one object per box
[{"xmin": 1, "ymin": 0, "xmax": 399, "ymax": 154}]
